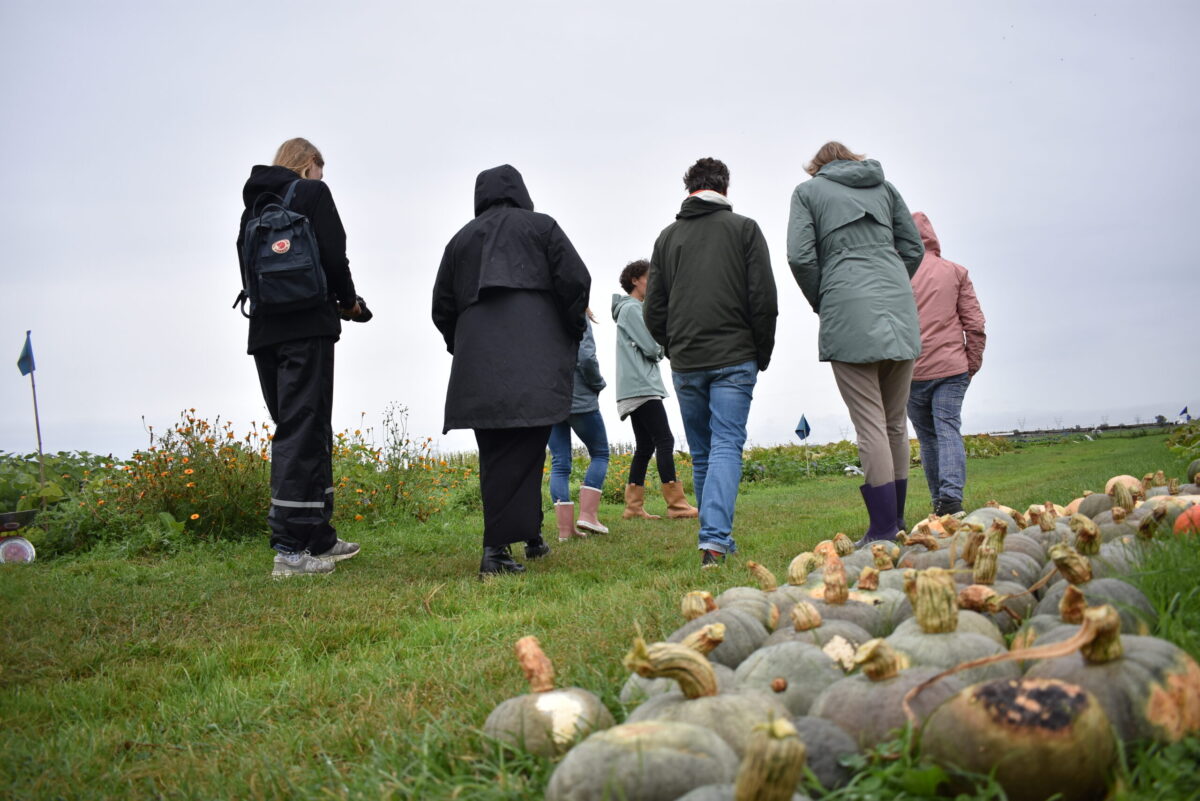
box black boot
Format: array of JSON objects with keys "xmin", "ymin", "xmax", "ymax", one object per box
[
  {"xmin": 854, "ymin": 482, "xmax": 899, "ymax": 549},
  {"xmin": 525, "ymin": 535, "xmax": 551, "ymax": 560},
  {"xmin": 480, "ymin": 545, "xmax": 525, "ymax": 577},
  {"xmin": 894, "ymin": 478, "xmax": 908, "ymax": 533}
]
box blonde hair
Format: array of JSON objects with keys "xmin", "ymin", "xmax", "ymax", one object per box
[
  {"xmin": 805, "ymin": 141, "xmax": 865, "ymax": 177},
  {"xmin": 273, "ymin": 138, "xmax": 324, "ymax": 179},
  {"xmin": 586, "ymin": 307, "xmax": 598, "ymax": 324}
]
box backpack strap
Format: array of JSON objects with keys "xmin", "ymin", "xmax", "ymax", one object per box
[{"xmin": 282, "ymin": 179, "xmax": 301, "ymax": 208}]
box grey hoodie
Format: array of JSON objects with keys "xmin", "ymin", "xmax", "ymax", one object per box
[{"xmin": 611, "ymin": 293, "xmax": 667, "ymax": 401}]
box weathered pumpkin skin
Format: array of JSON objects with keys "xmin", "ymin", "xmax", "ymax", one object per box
[
  {"xmin": 545, "ymin": 721, "xmax": 738, "ymax": 801},
  {"xmin": 889, "ymin": 609, "xmax": 1004, "ymax": 647},
  {"xmin": 627, "ymin": 689, "xmax": 791, "ymax": 758},
  {"xmin": 790, "ymin": 716, "xmax": 858, "ymax": 791},
  {"xmin": 483, "ymin": 688, "xmax": 614, "ymax": 757},
  {"xmin": 733, "ymin": 641, "xmax": 844, "ymax": 716},
  {"xmin": 809, "ymin": 667, "xmax": 965, "ymax": 748},
  {"xmin": 762, "ymin": 618, "xmax": 873, "ymax": 650},
  {"xmin": 962, "ymin": 506, "xmax": 1018, "ymax": 535},
  {"xmin": 669, "ymin": 608, "xmax": 769, "ymax": 668},
  {"xmin": 1001, "ymin": 531, "xmax": 1048, "ymax": 565},
  {"xmin": 1078, "ymin": 492, "xmax": 1115, "ymax": 520},
  {"xmin": 1025, "ymin": 634, "xmax": 1200, "ymax": 743},
  {"xmin": 885, "ymin": 629, "xmax": 1019, "ymax": 684},
  {"xmin": 676, "ymin": 717, "xmax": 813, "ymax": 801},
  {"xmin": 1035, "ymin": 578, "xmax": 1157, "ymax": 635},
  {"xmin": 920, "ymin": 678, "xmax": 1117, "ymax": 801},
  {"xmin": 716, "ymin": 586, "xmax": 781, "ymax": 631}
]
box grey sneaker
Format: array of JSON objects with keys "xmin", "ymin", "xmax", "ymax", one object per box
[
  {"xmin": 272, "ymin": 551, "xmax": 336, "ymax": 578},
  {"xmin": 313, "ymin": 539, "xmax": 360, "ymax": 562}
]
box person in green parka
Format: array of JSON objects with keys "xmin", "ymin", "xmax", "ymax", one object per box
[{"xmin": 786, "ymin": 141, "xmax": 924, "ymax": 546}]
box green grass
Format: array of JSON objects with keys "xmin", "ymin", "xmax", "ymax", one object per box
[{"xmin": 0, "ymin": 432, "xmax": 1196, "ymax": 800}]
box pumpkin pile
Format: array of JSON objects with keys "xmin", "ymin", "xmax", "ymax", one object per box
[{"xmin": 483, "ymin": 469, "xmax": 1200, "ymax": 801}]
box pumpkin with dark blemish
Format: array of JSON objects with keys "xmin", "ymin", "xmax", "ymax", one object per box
[
  {"xmin": 1025, "ymin": 610, "xmax": 1200, "ymax": 743},
  {"xmin": 920, "ymin": 677, "xmax": 1117, "ymax": 801}
]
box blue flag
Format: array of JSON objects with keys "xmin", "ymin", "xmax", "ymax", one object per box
[
  {"xmin": 1181, "ymin": 406, "xmax": 1189, "ymax": 416},
  {"xmin": 16, "ymin": 331, "xmax": 35, "ymax": 376},
  {"xmin": 795, "ymin": 414, "xmax": 811, "ymax": 441}
]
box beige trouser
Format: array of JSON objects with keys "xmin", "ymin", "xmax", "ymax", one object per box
[{"xmin": 831, "ymin": 359, "xmax": 914, "ymax": 487}]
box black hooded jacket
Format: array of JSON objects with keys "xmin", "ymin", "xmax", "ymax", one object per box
[
  {"xmin": 432, "ymin": 165, "xmax": 591, "ymax": 432},
  {"xmin": 236, "ymin": 165, "xmax": 357, "ymax": 353}
]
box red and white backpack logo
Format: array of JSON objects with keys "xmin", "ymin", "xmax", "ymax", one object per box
[{"xmin": 271, "ymin": 239, "xmax": 291, "ymax": 254}]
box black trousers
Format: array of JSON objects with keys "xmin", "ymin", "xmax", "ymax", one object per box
[
  {"xmin": 628, "ymin": 399, "xmax": 676, "ymax": 485},
  {"xmin": 253, "ymin": 336, "xmax": 338, "ymax": 555},
  {"xmin": 474, "ymin": 425, "xmax": 552, "ymax": 548}
]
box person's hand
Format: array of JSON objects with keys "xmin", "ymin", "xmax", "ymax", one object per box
[{"xmin": 347, "ymin": 301, "xmax": 363, "ymax": 319}]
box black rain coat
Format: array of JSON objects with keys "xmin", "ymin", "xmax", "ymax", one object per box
[{"xmin": 432, "ymin": 165, "xmax": 591, "ymax": 432}]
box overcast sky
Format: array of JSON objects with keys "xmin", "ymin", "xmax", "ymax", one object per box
[{"xmin": 1, "ymin": 1, "xmax": 1196, "ymax": 459}]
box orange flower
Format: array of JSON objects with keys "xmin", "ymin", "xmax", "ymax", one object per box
[
  {"xmin": 184, "ymin": 468, "xmax": 194, "ymax": 475},
  {"xmin": 186, "ymin": 482, "xmax": 196, "ymax": 488},
  {"xmin": 190, "ymin": 513, "xmax": 200, "ymax": 520},
  {"xmin": 354, "ymin": 514, "xmax": 364, "ymax": 521}
]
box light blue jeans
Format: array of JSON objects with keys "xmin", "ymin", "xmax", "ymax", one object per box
[
  {"xmin": 907, "ymin": 372, "xmax": 970, "ymax": 508},
  {"xmin": 548, "ymin": 410, "xmax": 610, "ymax": 503},
  {"xmin": 672, "ymin": 360, "xmax": 758, "ymax": 554}
]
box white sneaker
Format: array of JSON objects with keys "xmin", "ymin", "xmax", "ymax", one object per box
[
  {"xmin": 272, "ymin": 551, "xmax": 336, "ymax": 578},
  {"xmin": 313, "ymin": 539, "xmax": 361, "ymax": 562}
]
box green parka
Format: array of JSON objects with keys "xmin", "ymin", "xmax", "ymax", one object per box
[{"xmin": 787, "ymin": 159, "xmax": 924, "ymax": 363}]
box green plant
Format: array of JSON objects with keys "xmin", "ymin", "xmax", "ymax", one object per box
[{"xmin": 1165, "ymin": 420, "xmax": 1200, "ymax": 461}]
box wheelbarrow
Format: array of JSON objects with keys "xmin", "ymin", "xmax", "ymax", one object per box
[{"xmin": 0, "ymin": 510, "xmax": 37, "ymax": 563}]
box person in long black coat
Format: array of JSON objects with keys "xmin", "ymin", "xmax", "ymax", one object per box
[{"xmin": 433, "ymin": 165, "xmax": 591, "ymax": 577}]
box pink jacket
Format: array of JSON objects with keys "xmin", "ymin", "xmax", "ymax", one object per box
[{"xmin": 910, "ymin": 212, "xmax": 986, "ymax": 381}]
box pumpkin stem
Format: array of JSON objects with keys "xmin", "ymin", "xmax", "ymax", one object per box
[
  {"xmin": 790, "ymin": 601, "xmax": 823, "ymax": 631},
  {"xmin": 515, "ymin": 636, "xmax": 556, "ymax": 694},
  {"xmin": 1152, "ymin": 469, "xmax": 1167, "ymax": 487},
  {"xmin": 1049, "ymin": 543, "xmax": 1094, "ymax": 585},
  {"xmin": 1111, "ymin": 481, "xmax": 1134, "ymax": 511},
  {"xmin": 1168, "ymin": 477, "xmax": 1180, "ymax": 495},
  {"xmin": 813, "ymin": 540, "xmax": 839, "ymax": 560},
  {"xmin": 1059, "ymin": 584, "xmax": 1087, "ymax": 624},
  {"xmin": 787, "ymin": 552, "xmax": 820, "ymax": 585},
  {"xmin": 1111, "ymin": 506, "xmax": 1127, "ymax": 523},
  {"xmin": 972, "ymin": 545, "xmax": 998, "ymax": 585},
  {"xmin": 679, "ymin": 623, "xmax": 727, "ymax": 655},
  {"xmin": 856, "ymin": 638, "xmax": 907, "ymax": 680},
  {"xmin": 901, "ymin": 603, "xmax": 1118, "ymax": 730},
  {"xmin": 961, "ymin": 525, "xmax": 986, "ymax": 566},
  {"xmin": 1080, "ymin": 604, "xmax": 1123, "ymax": 663},
  {"xmin": 734, "ymin": 715, "xmax": 807, "ymax": 801},
  {"xmin": 622, "ymin": 638, "xmax": 719, "ymax": 700},
  {"xmin": 832, "ymin": 532, "xmax": 856, "ymax": 556},
  {"xmin": 746, "ymin": 561, "xmax": 779, "ymax": 592},
  {"xmin": 904, "ymin": 530, "xmax": 940, "ymax": 551},
  {"xmin": 984, "ymin": 519, "xmax": 1008, "ymax": 553},
  {"xmin": 822, "ymin": 554, "xmax": 850, "ymax": 605},
  {"xmin": 681, "ymin": 590, "xmax": 718, "ymax": 621},
  {"xmin": 1137, "ymin": 506, "xmax": 1168, "ymax": 540},
  {"xmin": 870, "ymin": 542, "xmax": 895, "ymax": 569},
  {"xmin": 957, "ymin": 583, "xmax": 1016, "ymax": 619},
  {"xmin": 910, "ymin": 568, "xmax": 959, "ymax": 634},
  {"xmin": 1068, "ymin": 514, "xmax": 1101, "ymax": 556},
  {"xmin": 940, "ymin": 515, "xmax": 962, "ymax": 536},
  {"xmin": 857, "ymin": 565, "xmax": 881, "ymax": 591}
]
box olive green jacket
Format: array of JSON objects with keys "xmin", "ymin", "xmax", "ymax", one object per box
[{"xmin": 787, "ymin": 159, "xmax": 924, "ymax": 363}]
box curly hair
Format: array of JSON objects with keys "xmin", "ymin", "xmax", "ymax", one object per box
[
  {"xmin": 619, "ymin": 259, "xmax": 650, "ymax": 293},
  {"xmin": 682, "ymin": 157, "xmax": 730, "ymax": 194}
]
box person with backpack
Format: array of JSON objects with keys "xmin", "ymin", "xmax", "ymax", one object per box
[
  {"xmin": 547, "ymin": 310, "xmax": 611, "ymax": 542},
  {"xmin": 236, "ymin": 137, "xmax": 368, "ymax": 578},
  {"xmin": 433, "ymin": 164, "xmax": 591, "ymax": 578}
]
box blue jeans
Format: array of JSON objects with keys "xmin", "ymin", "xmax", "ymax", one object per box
[
  {"xmin": 907, "ymin": 372, "xmax": 970, "ymax": 507},
  {"xmin": 672, "ymin": 360, "xmax": 758, "ymax": 554},
  {"xmin": 548, "ymin": 410, "xmax": 610, "ymax": 503}
]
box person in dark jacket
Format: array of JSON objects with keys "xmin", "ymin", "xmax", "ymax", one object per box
[
  {"xmin": 236, "ymin": 137, "xmax": 367, "ymax": 578},
  {"xmin": 646, "ymin": 158, "xmax": 778, "ymax": 568},
  {"xmin": 786, "ymin": 141, "xmax": 924, "ymax": 547},
  {"xmin": 433, "ymin": 164, "xmax": 591, "ymax": 577},
  {"xmin": 547, "ymin": 311, "xmax": 611, "ymax": 542}
]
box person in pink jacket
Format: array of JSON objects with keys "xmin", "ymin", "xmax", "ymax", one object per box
[{"xmin": 907, "ymin": 212, "xmax": 986, "ymax": 517}]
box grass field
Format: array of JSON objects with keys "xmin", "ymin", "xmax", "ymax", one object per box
[{"xmin": 1, "ymin": 432, "xmax": 1197, "ymax": 800}]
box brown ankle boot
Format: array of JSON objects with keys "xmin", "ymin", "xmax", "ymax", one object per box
[
  {"xmin": 661, "ymin": 480, "xmax": 699, "ymax": 519},
  {"xmin": 555, "ymin": 501, "xmax": 582, "ymax": 542},
  {"xmin": 622, "ymin": 483, "xmax": 661, "ymax": 519}
]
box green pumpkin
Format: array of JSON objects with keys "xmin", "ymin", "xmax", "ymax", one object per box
[
  {"xmin": 761, "ymin": 601, "xmax": 873, "ymax": 651},
  {"xmin": 670, "ymin": 605, "xmax": 769, "ymax": 669},
  {"xmin": 545, "ymin": 721, "xmax": 738, "ymax": 801},
  {"xmin": 732, "ymin": 641, "xmax": 843, "ymax": 716},
  {"xmin": 675, "ymin": 717, "xmax": 813, "ymax": 801},
  {"xmin": 790, "ymin": 716, "xmax": 858, "ymax": 791},
  {"xmin": 1035, "ymin": 545, "xmax": 1157, "ymax": 634},
  {"xmin": 920, "ymin": 677, "xmax": 1117, "ymax": 801}
]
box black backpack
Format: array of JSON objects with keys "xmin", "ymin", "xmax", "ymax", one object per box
[{"xmin": 234, "ymin": 180, "xmax": 327, "ymax": 317}]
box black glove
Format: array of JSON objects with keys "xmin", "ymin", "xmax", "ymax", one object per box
[{"xmin": 339, "ymin": 296, "xmax": 373, "ymax": 323}]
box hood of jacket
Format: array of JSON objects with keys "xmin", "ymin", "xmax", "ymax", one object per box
[
  {"xmin": 612, "ymin": 292, "xmax": 639, "ymax": 320},
  {"xmin": 473, "ymin": 164, "xmax": 534, "ymax": 216},
  {"xmin": 912, "ymin": 211, "xmax": 941, "ymax": 257},
  {"xmin": 241, "ymin": 164, "xmax": 304, "ymax": 209},
  {"xmin": 676, "ymin": 190, "xmax": 733, "ymax": 220},
  {"xmin": 816, "ymin": 158, "xmax": 885, "ymax": 189}
]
